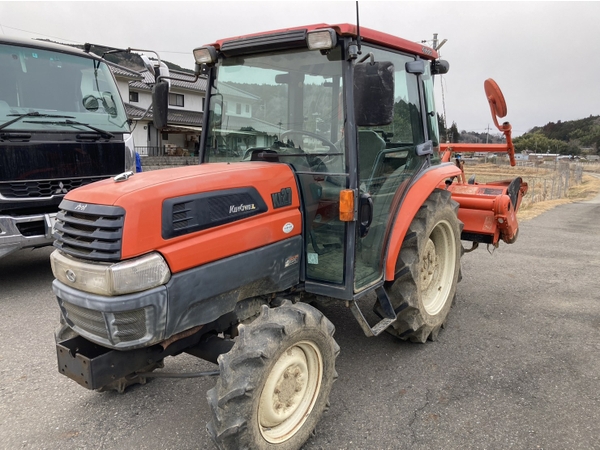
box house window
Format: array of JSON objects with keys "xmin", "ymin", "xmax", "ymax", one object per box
[
  {"xmin": 129, "ymin": 92, "xmax": 139, "ymax": 102},
  {"xmin": 169, "ymin": 93, "xmax": 184, "ymax": 107},
  {"xmin": 245, "ymin": 104, "xmax": 250, "ymax": 113},
  {"xmin": 236, "ymin": 103, "xmax": 241, "ymax": 114}
]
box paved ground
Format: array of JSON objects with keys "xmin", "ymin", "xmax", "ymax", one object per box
[{"xmin": 1, "ymin": 194, "xmax": 599, "ymax": 449}]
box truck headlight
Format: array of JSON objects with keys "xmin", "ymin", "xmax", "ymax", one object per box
[{"xmin": 51, "ymin": 250, "xmax": 171, "ymax": 296}]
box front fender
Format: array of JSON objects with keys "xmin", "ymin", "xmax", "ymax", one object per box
[{"xmin": 384, "ymin": 163, "xmax": 461, "ymax": 280}]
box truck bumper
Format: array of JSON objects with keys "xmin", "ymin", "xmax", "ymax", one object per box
[{"xmin": 0, "ymin": 213, "xmax": 56, "ymax": 258}]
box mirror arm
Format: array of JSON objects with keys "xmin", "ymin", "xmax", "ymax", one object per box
[
  {"xmin": 158, "ymin": 73, "xmax": 200, "ymax": 84},
  {"xmin": 357, "ymin": 52, "xmax": 375, "ymax": 64},
  {"xmin": 487, "ymin": 93, "xmax": 516, "ymax": 166}
]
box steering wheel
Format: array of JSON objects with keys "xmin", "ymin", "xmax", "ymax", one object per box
[{"xmin": 279, "ymin": 129, "xmax": 338, "ymax": 153}]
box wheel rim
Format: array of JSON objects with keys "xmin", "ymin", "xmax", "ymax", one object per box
[
  {"xmin": 258, "ymin": 340, "xmax": 323, "ymax": 444},
  {"xmin": 420, "ymin": 219, "xmax": 456, "ymax": 316}
]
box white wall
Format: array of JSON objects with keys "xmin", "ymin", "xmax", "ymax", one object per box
[{"xmin": 170, "ymin": 88, "xmax": 204, "ymax": 112}]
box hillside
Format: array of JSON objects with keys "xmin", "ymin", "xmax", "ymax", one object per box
[
  {"xmin": 36, "ymin": 39, "xmax": 194, "ymax": 74},
  {"xmin": 449, "ymin": 115, "xmax": 600, "ymax": 156},
  {"xmin": 513, "ymin": 115, "xmax": 600, "ymax": 155}
]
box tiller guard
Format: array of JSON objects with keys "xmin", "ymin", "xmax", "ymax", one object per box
[{"xmin": 439, "ymin": 79, "xmax": 529, "ymax": 248}]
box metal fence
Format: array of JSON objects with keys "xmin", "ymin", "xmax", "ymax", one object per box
[
  {"xmin": 135, "ymin": 146, "xmax": 163, "ymax": 157},
  {"xmin": 521, "ymin": 162, "xmax": 583, "ymax": 207},
  {"xmin": 467, "ymin": 159, "xmax": 585, "ymax": 208}
]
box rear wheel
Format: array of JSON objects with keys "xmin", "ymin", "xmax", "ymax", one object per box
[
  {"xmin": 207, "ymin": 301, "xmax": 339, "ymax": 450},
  {"xmin": 383, "ymin": 189, "xmax": 462, "ymax": 342}
]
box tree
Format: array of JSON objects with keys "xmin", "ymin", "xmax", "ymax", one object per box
[
  {"xmin": 448, "ymin": 121, "xmax": 460, "ymax": 143},
  {"xmin": 437, "ymin": 113, "xmax": 447, "ymax": 142}
]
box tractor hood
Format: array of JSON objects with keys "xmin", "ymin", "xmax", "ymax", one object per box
[{"xmin": 60, "ymin": 162, "xmax": 302, "ymax": 272}]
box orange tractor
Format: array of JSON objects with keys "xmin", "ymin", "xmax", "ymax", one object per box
[{"xmin": 51, "ymin": 24, "xmax": 527, "ymax": 449}]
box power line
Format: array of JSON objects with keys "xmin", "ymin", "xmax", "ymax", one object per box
[
  {"xmin": 0, "ymin": 23, "xmax": 81, "ymax": 44},
  {"xmin": 0, "ymin": 23, "xmax": 191, "ymax": 57}
]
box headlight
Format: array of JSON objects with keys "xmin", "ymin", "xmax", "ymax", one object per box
[
  {"xmin": 307, "ymin": 29, "xmax": 337, "ymax": 51},
  {"xmin": 51, "ymin": 250, "xmax": 171, "ymax": 296},
  {"xmin": 193, "ymin": 46, "xmax": 217, "ymax": 65}
]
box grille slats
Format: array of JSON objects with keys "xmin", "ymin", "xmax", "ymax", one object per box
[
  {"xmin": 112, "ymin": 309, "xmax": 147, "ymax": 340},
  {"xmin": 0, "ymin": 177, "xmax": 106, "ymax": 199},
  {"xmin": 62, "ymin": 302, "xmax": 109, "ymax": 340},
  {"xmin": 62, "ymin": 301, "xmax": 148, "ymax": 343},
  {"xmin": 53, "ymin": 200, "xmax": 125, "ymax": 262}
]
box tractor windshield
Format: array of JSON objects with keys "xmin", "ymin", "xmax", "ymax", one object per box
[
  {"xmin": 204, "ymin": 46, "xmax": 345, "ymax": 173},
  {"xmin": 0, "ymin": 43, "xmax": 129, "ymax": 133}
]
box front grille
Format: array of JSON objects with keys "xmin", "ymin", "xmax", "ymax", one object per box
[
  {"xmin": 53, "ymin": 199, "xmax": 125, "ymax": 262},
  {"xmin": 62, "ymin": 301, "xmax": 109, "ymax": 340},
  {"xmin": 62, "ymin": 301, "xmax": 148, "ymax": 343},
  {"xmin": 111, "ymin": 309, "xmax": 147, "ymax": 341},
  {"xmin": 0, "ymin": 177, "xmax": 106, "ymax": 199}
]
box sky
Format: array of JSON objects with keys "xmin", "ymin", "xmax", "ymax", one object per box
[{"xmin": 1, "ymin": 1, "xmax": 599, "ymax": 137}]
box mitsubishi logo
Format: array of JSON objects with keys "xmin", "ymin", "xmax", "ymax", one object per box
[{"xmin": 55, "ymin": 182, "xmax": 68, "ymax": 194}]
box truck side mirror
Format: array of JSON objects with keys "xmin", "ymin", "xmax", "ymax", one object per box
[
  {"xmin": 353, "ymin": 61, "xmax": 394, "ymax": 127},
  {"xmin": 152, "ymin": 81, "xmax": 169, "ymax": 130}
]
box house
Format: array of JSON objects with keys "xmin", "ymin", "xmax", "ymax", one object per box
[{"xmin": 109, "ymin": 64, "xmax": 206, "ymax": 156}]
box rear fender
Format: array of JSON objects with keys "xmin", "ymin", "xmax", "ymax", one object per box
[{"xmin": 384, "ymin": 163, "xmax": 462, "ymax": 281}]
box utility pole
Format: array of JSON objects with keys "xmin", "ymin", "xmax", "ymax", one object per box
[{"xmin": 485, "ymin": 124, "xmax": 491, "ymax": 144}]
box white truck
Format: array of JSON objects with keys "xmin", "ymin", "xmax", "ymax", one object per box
[{"xmin": 0, "ymin": 36, "xmax": 135, "ymax": 258}]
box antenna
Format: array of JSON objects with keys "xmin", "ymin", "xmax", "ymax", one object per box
[{"xmin": 356, "ymin": 1, "xmax": 362, "ymax": 54}]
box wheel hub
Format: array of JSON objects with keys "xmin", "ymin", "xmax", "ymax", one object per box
[
  {"xmin": 259, "ymin": 341, "xmax": 323, "ymax": 443},
  {"xmin": 421, "ymin": 238, "xmax": 439, "ymax": 290},
  {"xmin": 420, "ymin": 220, "xmax": 456, "ymax": 316}
]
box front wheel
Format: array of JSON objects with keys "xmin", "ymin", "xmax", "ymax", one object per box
[
  {"xmin": 382, "ymin": 189, "xmax": 462, "ymax": 342},
  {"xmin": 207, "ymin": 301, "xmax": 339, "ymax": 450}
]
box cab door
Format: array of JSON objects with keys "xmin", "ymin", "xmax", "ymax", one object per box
[{"xmin": 352, "ymin": 48, "xmax": 430, "ymax": 292}]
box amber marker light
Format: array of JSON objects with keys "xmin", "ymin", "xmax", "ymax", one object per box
[{"xmin": 339, "ymin": 189, "xmax": 355, "ymax": 222}]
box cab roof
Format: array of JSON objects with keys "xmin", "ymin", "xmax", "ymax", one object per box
[
  {"xmin": 208, "ymin": 23, "xmax": 438, "ymax": 60},
  {"xmin": 0, "ymin": 35, "xmax": 101, "ymax": 60}
]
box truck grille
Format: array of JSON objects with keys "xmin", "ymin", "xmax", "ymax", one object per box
[
  {"xmin": 61, "ymin": 301, "xmax": 148, "ymax": 344},
  {"xmin": 0, "ymin": 177, "xmax": 106, "ymax": 199},
  {"xmin": 53, "ymin": 199, "xmax": 125, "ymax": 262}
]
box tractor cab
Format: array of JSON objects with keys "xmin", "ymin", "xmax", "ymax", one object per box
[{"xmin": 184, "ymin": 24, "xmax": 448, "ymax": 299}]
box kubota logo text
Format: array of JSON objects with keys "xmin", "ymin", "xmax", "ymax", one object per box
[{"xmin": 229, "ymin": 203, "xmax": 256, "ymax": 214}]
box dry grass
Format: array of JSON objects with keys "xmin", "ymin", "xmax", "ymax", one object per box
[{"xmin": 463, "ymin": 164, "xmax": 600, "ymax": 221}]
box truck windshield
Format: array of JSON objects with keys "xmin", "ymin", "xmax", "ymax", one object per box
[
  {"xmin": 204, "ymin": 47, "xmax": 345, "ymax": 173},
  {"xmin": 0, "ymin": 43, "xmax": 129, "ymax": 133}
]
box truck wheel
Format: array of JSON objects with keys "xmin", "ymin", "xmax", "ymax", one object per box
[
  {"xmin": 384, "ymin": 189, "xmax": 462, "ymax": 343},
  {"xmin": 207, "ymin": 301, "xmax": 339, "ymax": 450}
]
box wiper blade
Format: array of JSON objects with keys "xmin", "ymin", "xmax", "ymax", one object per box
[
  {"xmin": 22, "ymin": 119, "xmax": 114, "ymax": 139},
  {"xmin": 0, "ymin": 112, "xmax": 75, "ymax": 131}
]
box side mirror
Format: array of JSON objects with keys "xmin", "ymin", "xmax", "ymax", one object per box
[
  {"xmin": 354, "ymin": 61, "xmax": 394, "ymax": 127},
  {"xmin": 405, "ymin": 60, "xmax": 425, "ymax": 75},
  {"xmin": 152, "ymin": 81, "xmax": 169, "ymax": 130},
  {"xmin": 484, "ymin": 78, "xmax": 507, "ymax": 119},
  {"xmin": 431, "ymin": 59, "xmax": 450, "ymax": 75},
  {"xmin": 416, "ymin": 140, "xmax": 434, "ymax": 156},
  {"xmin": 139, "ymin": 54, "xmax": 156, "ymax": 78}
]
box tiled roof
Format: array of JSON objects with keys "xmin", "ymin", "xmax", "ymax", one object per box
[
  {"xmin": 107, "ymin": 63, "xmax": 143, "ymax": 80},
  {"xmin": 125, "ymin": 102, "xmax": 151, "ymax": 119},
  {"xmin": 129, "ymin": 70, "xmax": 207, "ymax": 93},
  {"xmin": 124, "ymin": 102, "xmax": 203, "ymax": 126}
]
